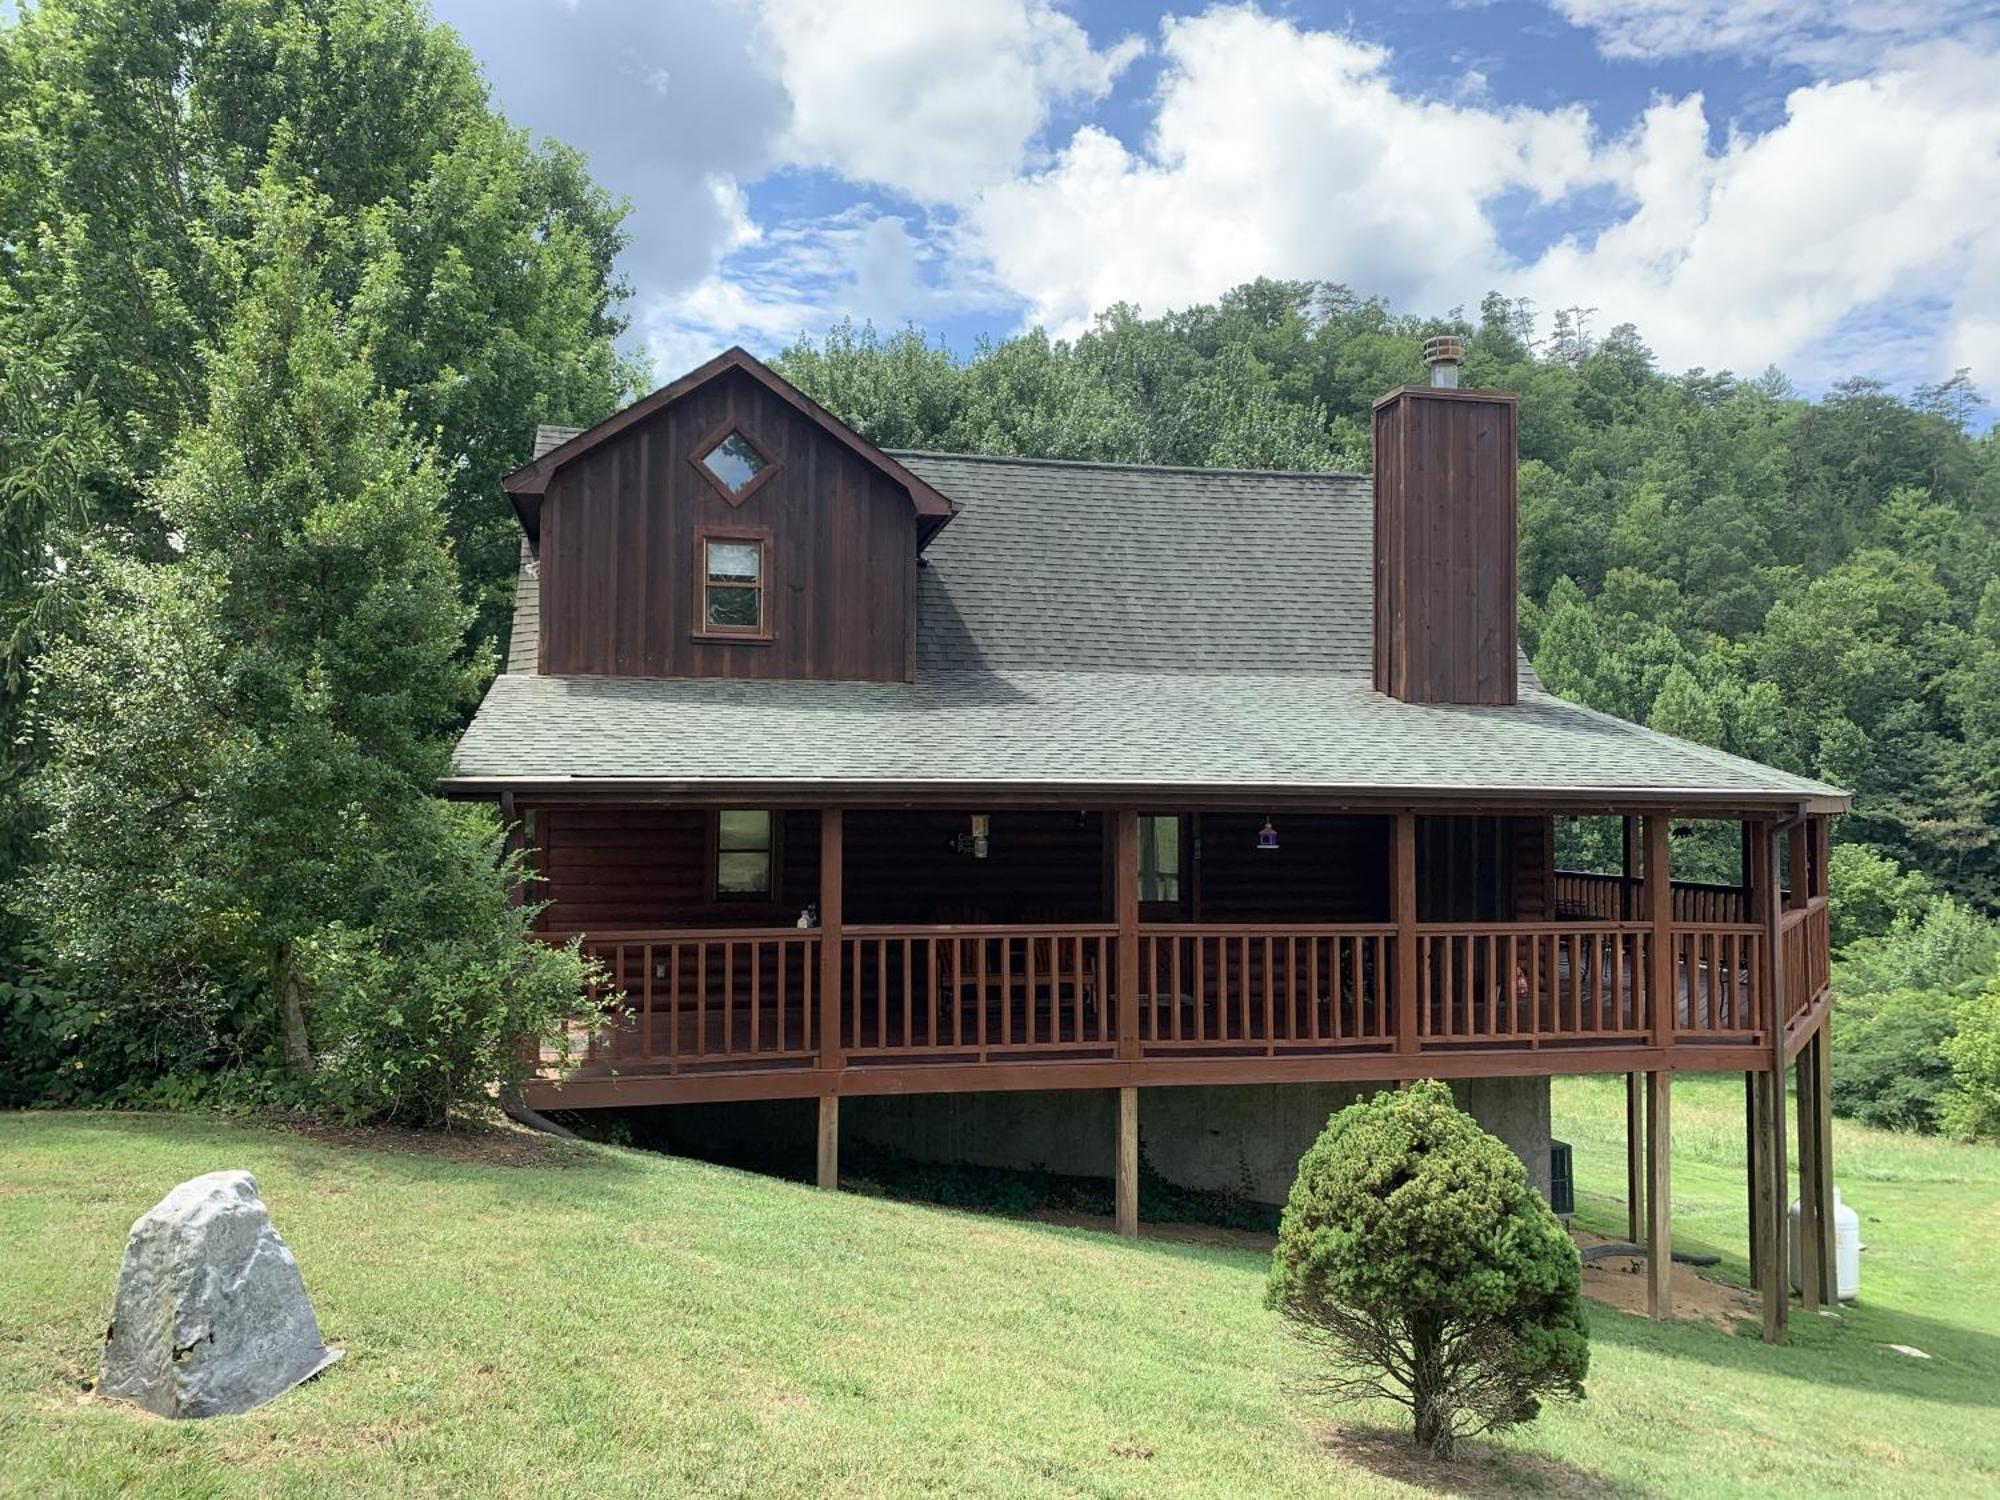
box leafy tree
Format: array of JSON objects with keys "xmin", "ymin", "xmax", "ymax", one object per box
[
  {"xmin": 1648, "ymin": 663, "xmax": 1723, "ymax": 747},
  {"xmin": 1941, "ymin": 982, "xmax": 2000, "ymax": 1141},
  {"xmin": 0, "ymin": 0, "xmax": 634, "ymax": 640},
  {"xmin": 1827, "ymin": 843, "xmax": 1933, "ymax": 951},
  {"xmin": 1265, "ymin": 1080, "xmax": 1588, "ymax": 1460},
  {"xmin": 19, "ymin": 198, "xmax": 598, "ymax": 1121}
]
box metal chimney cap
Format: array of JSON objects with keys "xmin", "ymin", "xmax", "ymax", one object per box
[{"xmin": 1422, "ymin": 336, "xmax": 1465, "ymax": 388}]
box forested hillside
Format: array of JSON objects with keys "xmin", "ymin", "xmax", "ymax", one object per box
[{"xmin": 772, "ymin": 285, "xmax": 2000, "ymax": 910}]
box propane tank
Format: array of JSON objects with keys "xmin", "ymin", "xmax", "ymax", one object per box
[{"xmin": 1790, "ymin": 1188, "xmax": 1862, "ymax": 1301}]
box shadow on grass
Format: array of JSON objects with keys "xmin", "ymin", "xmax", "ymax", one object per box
[
  {"xmin": 3, "ymin": 1108, "xmax": 663, "ymax": 1215},
  {"xmin": 1319, "ymin": 1423, "xmax": 1658, "ymax": 1499}
]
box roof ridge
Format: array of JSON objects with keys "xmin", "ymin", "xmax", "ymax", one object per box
[{"xmin": 891, "ymin": 449, "xmax": 1369, "ymax": 482}]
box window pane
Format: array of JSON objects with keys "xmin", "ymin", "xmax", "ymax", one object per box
[
  {"xmin": 700, "ymin": 432, "xmax": 769, "ymax": 494},
  {"xmin": 717, "ymin": 810, "xmax": 770, "ymax": 852},
  {"xmin": 716, "ymin": 850, "xmax": 772, "ymax": 896},
  {"xmin": 1140, "ymin": 815, "xmax": 1181, "ymax": 903},
  {"xmin": 706, "ymin": 540, "xmax": 761, "ymax": 583},
  {"xmin": 706, "ymin": 585, "xmax": 760, "ymax": 628}
]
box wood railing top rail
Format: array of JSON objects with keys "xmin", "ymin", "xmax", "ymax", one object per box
[
  {"xmin": 559, "ymin": 927, "xmax": 820, "ymax": 943},
  {"xmin": 843, "ymin": 922, "xmax": 1119, "ymax": 938},
  {"xmin": 1138, "ymin": 921, "xmax": 1396, "ymax": 935}
]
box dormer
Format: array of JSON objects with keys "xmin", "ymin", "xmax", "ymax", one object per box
[{"xmin": 502, "ymin": 348, "xmax": 955, "ymax": 682}]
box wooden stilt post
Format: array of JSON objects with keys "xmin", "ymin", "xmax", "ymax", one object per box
[
  {"xmin": 1814, "ymin": 1026, "xmax": 1837, "ymax": 1300},
  {"xmin": 1115, "ymin": 1086, "xmax": 1139, "ymax": 1239},
  {"xmin": 816, "ymin": 1094, "xmax": 839, "ymax": 1191},
  {"xmin": 1761, "ymin": 824, "xmax": 1791, "ymax": 1344},
  {"xmin": 1646, "ymin": 1069, "xmax": 1673, "ymax": 1319},
  {"xmin": 1795, "ymin": 1038, "xmax": 1824, "ymax": 1310},
  {"xmin": 1745, "ymin": 1071, "xmax": 1762, "ymax": 1291},
  {"xmin": 1626, "ymin": 1072, "xmax": 1646, "ymax": 1245}
]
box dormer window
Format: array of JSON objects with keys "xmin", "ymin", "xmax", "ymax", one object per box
[
  {"xmin": 695, "ymin": 525, "xmax": 772, "ymax": 642},
  {"xmin": 693, "ymin": 425, "xmax": 777, "ymax": 504}
]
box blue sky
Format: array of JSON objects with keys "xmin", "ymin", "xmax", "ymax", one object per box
[{"xmin": 429, "ymin": 1, "xmax": 2000, "ymax": 406}]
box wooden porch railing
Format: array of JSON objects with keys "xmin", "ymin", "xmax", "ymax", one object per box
[
  {"xmin": 838, "ymin": 924, "xmax": 1117, "ymax": 1058},
  {"xmin": 1781, "ymin": 899, "xmax": 1831, "ymax": 1029},
  {"xmin": 1134, "ymin": 925, "xmax": 1396, "ymax": 1051},
  {"xmin": 573, "ymin": 929, "xmax": 819, "ymax": 1072},
  {"xmin": 1554, "ymin": 870, "xmax": 1751, "ymax": 925},
  {"xmin": 560, "ymin": 908, "xmax": 1791, "ymax": 1072},
  {"xmin": 1418, "ymin": 924, "xmax": 1651, "ymax": 1045}
]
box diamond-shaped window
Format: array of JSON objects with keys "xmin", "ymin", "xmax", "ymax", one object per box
[{"xmin": 699, "ymin": 431, "xmax": 770, "ymax": 496}]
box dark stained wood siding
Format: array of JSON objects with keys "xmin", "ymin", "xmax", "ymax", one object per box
[
  {"xmin": 537, "ymin": 366, "xmax": 917, "ymax": 681},
  {"xmin": 1372, "ymin": 387, "xmax": 1518, "ymax": 705},
  {"xmin": 1195, "ymin": 813, "xmax": 1390, "ymax": 922},
  {"xmin": 530, "ymin": 808, "xmax": 795, "ymax": 932}
]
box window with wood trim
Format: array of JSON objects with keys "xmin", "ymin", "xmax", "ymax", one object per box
[
  {"xmin": 695, "ymin": 527, "xmax": 771, "ymax": 640},
  {"xmin": 713, "ymin": 810, "xmax": 774, "ymax": 900}
]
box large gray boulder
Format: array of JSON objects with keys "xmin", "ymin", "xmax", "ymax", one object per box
[{"xmin": 99, "ymin": 1170, "xmax": 341, "ymax": 1418}]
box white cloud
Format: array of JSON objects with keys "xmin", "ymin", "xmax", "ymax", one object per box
[
  {"xmin": 1549, "ymin": 2, "xmax": 1998, "ymax": 68},
  {"xmin": 964, "ymin": 6, "xmax": 1607, "ymax": 334},
  {"xmin": 637, "ymin": 205, "xmax": 1008, "ymax": 374},
  {"xmin": 1516, "ymin": 41, "xmax": 2000, "ymax": 375},
  {"xmin": 952, "ymin": 5, "xmax": 2000, "ymax": 382},
  {"xmin": 750, "ymin": 0, "xmax": 1144, "ymax": 202}
]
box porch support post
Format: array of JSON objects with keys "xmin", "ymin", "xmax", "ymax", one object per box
[
  {"xmin": 1816, "ymin": 1026, "xmax": 1837, "ymax": 1300},
  {"xmin": 1795, "ymin": 1033, "xmax": 1824, "ymax": 1309},
  {"xmin": 1115, "ymin": 1085, "xmax": 1139, "ymax": 1239},
  {"xmin": 1646, "ymin": 1069, "xmax": 1672, "ymax": 1319},
  {"xmin": 819, "ymin": 810, "xmax": 844, "ymax": 1072},
  {"xmin": 1745, "ymin": 1071, "xmax": 1762, "ymax": 1290},
  {"xmin": 1644, "ymin": 815, "xmax": 1673, "ymax": 1049},
  {"xmin": 1621, "ymin": 815, "xmax": 1641, "ymax": 920},
  {"xmin": 1758, "ymin": 819, "xmax": 1791, "ymax": 1345},
  {"xmin": 1114, "ymin": 810, "xmax": 1140, "ymax": 1061},
  {"xmin": 1393, "ymin": 811, "xmax": 1418, "ymax": 1059},
  {"xmin": 1625, "ymin": 1072, "xmax": 1646, "ymax": 1244},
  {"xmin": 817, "ymin": 1094, "xmax": 839, "ymax": 1192}
]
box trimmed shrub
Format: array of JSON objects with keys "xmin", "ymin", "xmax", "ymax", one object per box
[{"xmin": 1265, "ymin": 1080, "xmax": 1588, "ymax": 1459}]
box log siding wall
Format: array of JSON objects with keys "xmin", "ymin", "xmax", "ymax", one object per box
[{"xmin": 537, "ymin": 366, "xmax": 917, "ymax": 681}]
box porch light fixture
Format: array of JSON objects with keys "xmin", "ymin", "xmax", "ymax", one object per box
[
  {"xmin": 953, "ymin": 814, "xmax": 992, "ymax": 859},
  {"xmin": 1257, "ymin": 817, "xmax": 1280, "ymax": 851}
]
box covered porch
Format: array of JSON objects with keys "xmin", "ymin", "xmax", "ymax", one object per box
[{"xmin": 522, "ymin": 803, "xmax": 1833, "ymax": 1088}]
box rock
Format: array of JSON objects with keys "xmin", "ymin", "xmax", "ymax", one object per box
[
  {"xmin": 98, "ymin": 1170, "xmax": 342, "ymax": 1418},
  {"xmin": 1884, "ymin": 1343, "xmax": 1931, "ymax": 1359}
]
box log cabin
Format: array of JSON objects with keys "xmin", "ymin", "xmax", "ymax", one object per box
[{"xmin": 446, "ymin": 339, "xmax": 1846, "ymax": 1341}]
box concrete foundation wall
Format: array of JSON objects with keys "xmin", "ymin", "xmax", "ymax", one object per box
[
  {"xmin": 657, "ymin": 1078, "xmax": 1553, "ymax": 1207},
  {"xmin": 841, "ymin": 1078, "xmax": 1551, "ymax": 1206}
]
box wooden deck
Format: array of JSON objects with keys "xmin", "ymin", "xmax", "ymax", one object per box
[{"xmin": 525, "ymin": 874, "xmax": 1832, "ymax": 1108}]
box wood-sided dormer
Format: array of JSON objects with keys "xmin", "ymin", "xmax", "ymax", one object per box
[{"xmin": 502, "ymin": 348, "xmax": 955, "ymax": 683}]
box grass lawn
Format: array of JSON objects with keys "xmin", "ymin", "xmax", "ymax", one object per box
[{"xmin": 2, "ymin": 1079, "xmax": 1997, "ymax": 1498}]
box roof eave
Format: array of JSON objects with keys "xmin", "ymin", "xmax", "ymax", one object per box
[{"xmin": 440, "ymin": 773, "xmax": 1848, "ymax": 817}]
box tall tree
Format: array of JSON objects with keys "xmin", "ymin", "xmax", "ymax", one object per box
[{"xmin": 21, "ymin": 195, "xmax": 593, "ymax": 1119}]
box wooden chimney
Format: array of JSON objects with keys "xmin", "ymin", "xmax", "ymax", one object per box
[{"xmin": 1371, "ymin": 346, "xmax": 1518, "ymax": 707}]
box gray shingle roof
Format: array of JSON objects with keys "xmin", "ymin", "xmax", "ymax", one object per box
[
  {"xmin": 533, "ymin": 423, "xmax": 583, "ymax": 459},
  {"xmin": 455, "ymin": 447, "xmax": 1842, "ymax": 806},
  {"xmin": 450, "ymin": 669, "xmax": 1840, "ymax": 802}
]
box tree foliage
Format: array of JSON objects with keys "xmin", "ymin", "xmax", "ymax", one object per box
[
  {"xmin": 17, "ymin": 199, "xmax": 601, "ymax": 1123},
  {"xmin": 1265, "ymin": 1080, "xmax": 1587, "ymax": 1459}
]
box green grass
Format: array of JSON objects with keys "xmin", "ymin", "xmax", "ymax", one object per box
[{"xmin": 2, "ymin": 1082, "xmax": 1997, "ymax": 1498}]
